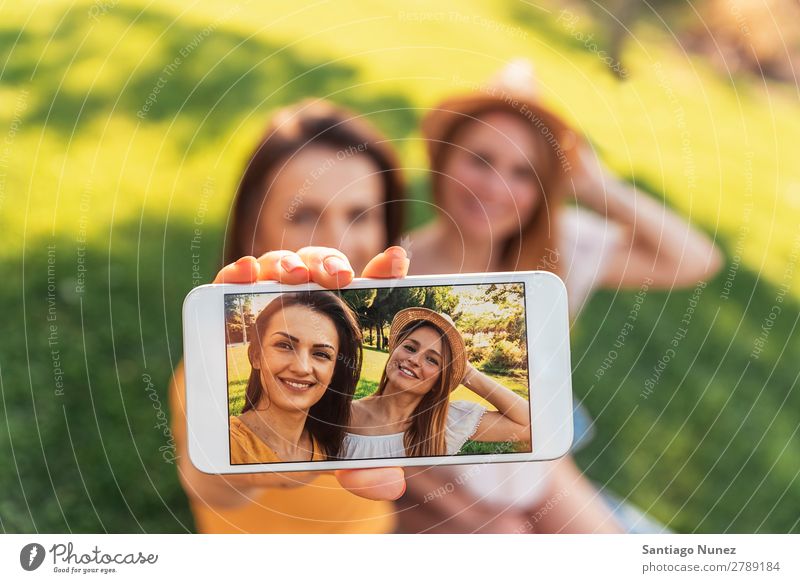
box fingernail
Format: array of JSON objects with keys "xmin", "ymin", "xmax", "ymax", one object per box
[
  {"xmin": 280, "ymin": 254, "xmax": 307, "ymax": 273},
  {"xmin": 397, "ymin": 478, "xmax": 407, "ymax": 499},
  {"xmin": 384, "ymin": 246, "xmax": 406, "ymax": 259},
  {"xmin": 323, "ymin": 256, "xmax": 351, "ymax": 276}
]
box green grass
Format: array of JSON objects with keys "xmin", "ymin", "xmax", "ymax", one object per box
[
  {"xmin": 459, "ymin": 440, "xmax": 520, "ymax": 455},
  {"xmin": 0, "ymin": 0, "xmax": 797, "ymax": 533}
]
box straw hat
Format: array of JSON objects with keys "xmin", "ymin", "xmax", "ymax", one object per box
[
  {"xmin": 421, "ymin": 59, "xmax": 580, "ymax": 168},
  {"xmin": 388, "ymin": 307, "xmax": 467, "ymax": 391}
]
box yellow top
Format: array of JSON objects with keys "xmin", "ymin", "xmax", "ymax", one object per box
[
  {"xmin": 170, "ymin": 363, "xmax": 395, "ymax": 534},
  {"xmin": 228, "ymin": 415, "xmax": 320, "ymax": 464}
]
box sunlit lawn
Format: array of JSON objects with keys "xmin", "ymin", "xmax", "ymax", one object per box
[{"xmin": 1, "ymin": 0, "xmax": 797, "ymax": 533}]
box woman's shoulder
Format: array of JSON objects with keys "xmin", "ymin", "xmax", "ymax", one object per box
[
  {"xmin": 401, "ymin": 223, "xmax": 443, "ymax": 274},
  {"xmin": 403, "ymin": 222, "xmax": 439, "ymax": 246},
  {"xmin": 447, "ymin": 399, "xmax": 487, "ymax": 419},
  {"xmin": 229, "ymin": 415, "xmax": 247, "ymax": 435},
  {"xmin": 228, "ymin": 415, "xmax": 257, "ymax": 446},
  {"xmin": 558, "ymin": 204, "xmax": 622, "ymax": 255},
  {"xmin": 558, "ymin": 205, "xmax": 624, "ymax": 315},
  {"xmin": 228, "ymin": 415, "xmax": 281, "ymax": 463}
]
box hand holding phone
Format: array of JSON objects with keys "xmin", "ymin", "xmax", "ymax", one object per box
[
  {"xmin": 177, "ymin": 246, "xmax": 410, "ymax": 504},
  {"xmin": 183, "ymin": 249, "xmax": 573, "ymax": 475}
]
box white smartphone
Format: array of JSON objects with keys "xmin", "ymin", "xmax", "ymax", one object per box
[{"xmin": 182, "ymin": 271, "xmax": 573, "ymax": 474}]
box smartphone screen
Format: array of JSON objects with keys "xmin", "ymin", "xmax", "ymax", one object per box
[{"xmin": 223, "ymin": 282, "xmax": 533, "ymax": 465}]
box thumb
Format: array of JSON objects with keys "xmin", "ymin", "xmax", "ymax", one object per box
[
  {"xmin": 335, "ymin": 467, "xmax": 406, "ymax": 501},
  {"xmin": 360, "ymin": 246, "xmax": 409, "ymax": 279}
]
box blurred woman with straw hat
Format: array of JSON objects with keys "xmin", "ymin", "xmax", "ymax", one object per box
[{"xmin": 394, "ymin": 59, "xmax": 722, "ymax": 533}]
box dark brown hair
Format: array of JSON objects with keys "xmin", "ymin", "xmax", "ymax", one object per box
[
  {"xmin": 432, "ymin": 104, "xmax": 574, "ymax": 276},
  {"xmin": 224, "ymin": 99, "xmax": 405, "ymax": 266},
  {"xmin": 243, "ymin": 291, "xmax": 363, "ymax": 460},
  {"xmin": 375, "ymin": 321, "xmax": 454, "ymax": 457}
]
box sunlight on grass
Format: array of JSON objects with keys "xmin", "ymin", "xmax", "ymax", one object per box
[{"xmin": 2, "ymin": 0, "xmax": 797, "ymax": 533}]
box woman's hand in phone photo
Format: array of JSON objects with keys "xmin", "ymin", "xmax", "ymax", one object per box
[
  {"xmin": 175, "ymin": 245, "xmax": 410, "ymax": 507},
  {"xmin": 458, "ymin": 362, "xmax": 532, "ymax": 445}
]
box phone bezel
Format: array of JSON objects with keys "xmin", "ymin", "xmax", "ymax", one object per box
[{"xmin": 182, "ymin": 271, "xmax": 574, "ymax": 474}]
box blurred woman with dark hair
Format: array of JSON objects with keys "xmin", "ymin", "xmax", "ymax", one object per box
[
  {"xmin": 224, "ymin": 98, "xmax": 404, "ymax": 268},
  {"xmin": 169, "ymin": 99, "xmax": 410, "ymax": 533}
]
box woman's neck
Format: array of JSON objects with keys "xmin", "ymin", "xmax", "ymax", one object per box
[
  {"xmin": 414, "ymin": 220, "xmax": 503, "ymax": 273},
  {"xmin": 242, "ymin": 405, "xmax": 309, "ymax": 458},
  {"xmin": 368, "ymin": 384, "xmax": 424, "ymax": 429}
]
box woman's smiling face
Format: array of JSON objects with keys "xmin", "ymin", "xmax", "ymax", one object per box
[
  {"xmin": 437, "ymin": 110, "xmax": 543, "ymax": 243},
  {"xmin": 249, "ymin": 304, "xmax": 339, "ymax": 413},
  {"xmin": 386, "ymin": 326, "xmax": 444, "ymax": 396}
]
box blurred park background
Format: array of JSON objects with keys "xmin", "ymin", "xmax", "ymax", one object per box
[{"xmin": 1, "ymin": 0, "xmax": 798, "ymax": 532}]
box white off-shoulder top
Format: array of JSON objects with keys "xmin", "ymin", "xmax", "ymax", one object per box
[{"xmin": 341, "ymin": 400, "xmax": 487, "ymax": 460}]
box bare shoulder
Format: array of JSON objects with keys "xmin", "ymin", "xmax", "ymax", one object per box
[
  {"xmin": 403, "ymin": 222, "xmax": 442, "ymax": 275},
  {"xmin": 404, "ymin": 222, "xmax": 438, "ymax": 248}
]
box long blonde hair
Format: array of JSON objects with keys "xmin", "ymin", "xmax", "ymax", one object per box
[
  {"xmin": 375, "ymin": 321, "xmax": 454, "ymax": 457},
  {"xmin": 431, "ymin": 103, "xmax": 576, "ymax": 276}
]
